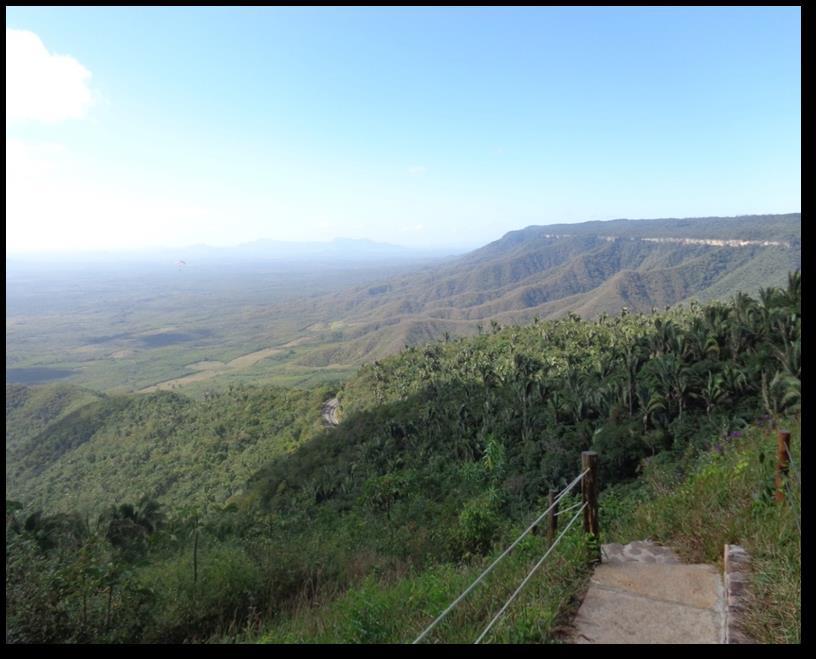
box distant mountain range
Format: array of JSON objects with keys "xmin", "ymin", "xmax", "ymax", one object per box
[
  {"xmin": 273, "ymin": 214, "xmax": 801, "ymax": 367},
  {"xmin": 6, "ymin": 237, "xmax": 467, "ymax": 267}
]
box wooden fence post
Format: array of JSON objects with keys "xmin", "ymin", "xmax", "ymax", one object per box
[
  {"xmin": 547, "ymin": 487, "xmax": 559, "ymax": 544},
  {"xmin": 581, "ymin": 451, "xmax": 600, "ymax": 562},
  {"xmin": 775, "ymin": 430, "xmax": 791, "ymax": 503}
]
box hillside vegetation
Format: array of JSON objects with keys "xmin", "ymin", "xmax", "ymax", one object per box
[
  {"xmin": 6, "ymin": 215, "xmax": 801, "ymax": 394},
  {"xmin": 6, "ymin": 271, "xmax": 800, "ymax": 643},
  {"xmin": 6, "ymin": 385, "xmax": 332, "ymax": 516},
  {"xmin": 276, "ymin": 214, "xmax": 801, "ymax": 368}
]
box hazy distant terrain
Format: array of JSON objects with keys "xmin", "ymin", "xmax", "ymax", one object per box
[
  {"xmin": 6, "ymin": 239, "xmax": 458, "ymax": 392},
  {"xmin": 5, "ymin": 215, "xmax": 800, "ymax": 394}
]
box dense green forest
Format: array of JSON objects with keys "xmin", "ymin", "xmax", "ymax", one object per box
[
  {"xmin": 6, "ymin": 272, "xmax": 800, "ymax": 643},
  {"xmin": 6, "ymin": 384, "xmax": 329, "ymax": 515}
]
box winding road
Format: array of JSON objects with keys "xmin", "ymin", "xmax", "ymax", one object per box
[{"xmin": 321, "ymin": 397, "xmax": 340, "ymax": 427}]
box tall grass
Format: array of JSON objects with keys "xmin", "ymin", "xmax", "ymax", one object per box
[{"xmin": 221, "ymin": 502, "xmax": 593, "ymax": 644}]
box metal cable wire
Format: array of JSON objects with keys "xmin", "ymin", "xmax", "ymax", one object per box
[
  {"xmin": 554, "ymin": 500, "xmax": 583, "ymax": 517},
  {"xmin": 412, "ymin": 467, "xmax": 589, "ymax": 644},
  {"xmin": 473, "ymin": 502, "xmax": 588, "ymax": 644}
]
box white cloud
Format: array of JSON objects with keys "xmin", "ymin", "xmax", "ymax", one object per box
[
  {"xmin": 399, "ymin": 223, "xmax": 425, "ymax": 232},
  {"xmin": 407, "ymin": 165, "xmax": 427, "ymax": 177},
  {"xmin": 6, "ymin": 28, "xmax": 94, "ymax": 124}
]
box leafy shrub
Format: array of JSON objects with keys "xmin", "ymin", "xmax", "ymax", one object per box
[{"xmin": 455, "ymin": 494, "xmax": 503, "ymax": 557}]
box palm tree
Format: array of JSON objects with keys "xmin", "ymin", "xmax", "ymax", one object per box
[
  {"xmin": 783, "ymin": 270, "xmax": 801, "ymax": 311},
  {"xmin": 618, "ymin": 337, "xmax": 647, "ymax": 417},
  {"xmin": 774, "ymin": 336, "xmax": 801, "ymax": 379},
  {"xmin": 546, "ymin": 390, "xmax": 566, "ymax": 424},
  {"xmin": 650, "ymin": 354, "xmax": 692, "ymax": 423},
  {"xmin": 703, "ymin": 303, "xmax": 730, "ymax": 349},
  {"xmin": 512, "ymin": 352, "xmax": 545, "ymax": 444},
  {"xmin": 770, "ymin": 370, "xmax": 800, "ymax": 415},
  {"xmin": 637, "ymin": 386, "xmax": 666, "ymax": 434},
  {"xmin": 22, "ymin": 510, "xmax": 88, "ymax": 553},
  {"xmin": 732, "ymin": 291, "xmax": 758, "ymax": 328},
  {"xmin": 102, "ymin": 497, "xmax": 163, "ymax": 557},
  {"xmin": 720, "ymin": 363, "xmax": 748, "ymax": 400},
  {"xmin": 695, "ymin": 371, "xmax": 726, "ymax": 418}
]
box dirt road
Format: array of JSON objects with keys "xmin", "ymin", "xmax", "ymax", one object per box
[{"xmin": 321, "ymin": 397, "xmax": 340, "ymax": 427}]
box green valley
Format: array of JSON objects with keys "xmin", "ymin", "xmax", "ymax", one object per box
[{"xmin": 6, "ymin": 269, "xmax": 801, "ymax": 643}]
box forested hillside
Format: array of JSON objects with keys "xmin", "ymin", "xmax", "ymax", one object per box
[
  {"xmin": 281, "ymin": 214, "xmax": 801, "ymax": 368},
  {"xmin": 6, "ymin": 385, "xmax": 332, "ymax": 515},
  {"xmin": 6, "ymin": 272, "xmax": 800, "ymax": 643}
]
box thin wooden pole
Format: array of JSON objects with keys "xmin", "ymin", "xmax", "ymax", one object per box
[
  {"xmin": 547, "ymin": 488, "xmax": 559, "ymax": 544},
  {"xmin": 581, "ymin": 451, "xmax": 600, "ymax": 562},
  {"xmin": 193, "ymin": 518, "xmax": 199, "ymax": 584},
  {"xmin": 106, "ymin": 584, "xmax": 113, "ymax": 629},
  {"xmin": 775, "ymin": 430, "xmax": 791, "ymax": 503}
]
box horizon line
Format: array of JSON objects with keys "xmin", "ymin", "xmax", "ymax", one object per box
[{"xmin": 5, "ymin": 211, "xmax": 801, "ymax": 258}]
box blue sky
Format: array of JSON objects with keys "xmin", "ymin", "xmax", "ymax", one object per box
[{"xmin": 6, "ymin": 6, "xmax": 801, "ymax": 252}]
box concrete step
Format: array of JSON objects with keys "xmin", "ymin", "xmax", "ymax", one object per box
[{"xmin": 569, "ymin": 542, "xmax": 725, "ymax": 644}]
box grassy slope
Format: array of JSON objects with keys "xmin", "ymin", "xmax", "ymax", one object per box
[{"xmin": 253, "ymin": 519, "xmax": 591, "ymax": 644}]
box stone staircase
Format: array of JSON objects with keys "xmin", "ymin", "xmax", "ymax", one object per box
[{"xmin": 570, "ymin": 540, "xmax": 726, "ymax": 644}]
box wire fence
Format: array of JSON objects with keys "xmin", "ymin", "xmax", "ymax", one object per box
[
  {"xmin": 413, "ymin": 466, "xmax": 592, "ymax": 644},
  {"xmin": 474, "ymin": 501, "xmax": 588, "ymax": 644},
  {"xmin": 554, "ymin": 500, "xmax": 583, "ymax": 517}
]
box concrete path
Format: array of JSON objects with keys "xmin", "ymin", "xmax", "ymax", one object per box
[{"xmin": 570, "ymin": 541, "xmax": 725, "ymax": 644}]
